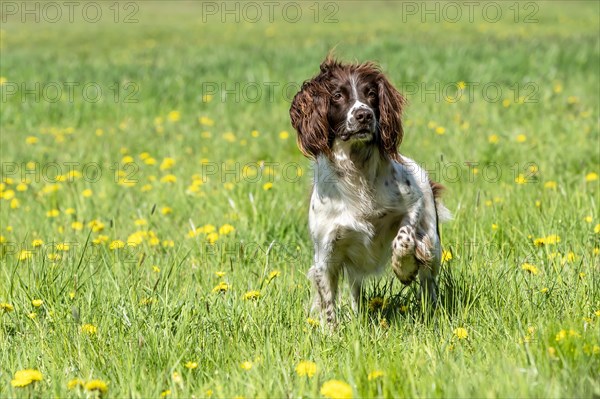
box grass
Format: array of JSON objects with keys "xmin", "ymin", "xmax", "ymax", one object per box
[{"xmin": 0, "ymin": 1, "xmax": 599, "ymax": 397}]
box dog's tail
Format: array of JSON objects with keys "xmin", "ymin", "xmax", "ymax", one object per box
[{"xmin": 430, "ymin": 181, "xmax": 452, "ymax": 224}]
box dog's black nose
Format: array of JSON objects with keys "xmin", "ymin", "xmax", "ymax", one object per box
[{"xmin": 354, "ymin": 108, "xmax": 373, "ymax": 123}]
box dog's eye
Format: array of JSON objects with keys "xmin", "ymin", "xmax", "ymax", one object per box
[
  {"xmin": 367, "ymin": 89, "xmax": 377, "ymax": 99},
  {"xmin": 332, "ymin": 92, "xmax": 343, "ymax": 101}
]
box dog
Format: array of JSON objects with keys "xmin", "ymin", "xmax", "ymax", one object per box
[{"xmin": 289, "ymin": 57, "xmax": 451, "ymax": 325}]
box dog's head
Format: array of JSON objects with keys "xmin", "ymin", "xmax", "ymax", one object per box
[{"xmin": 289, "ymin": 56, "xmax": 406, "ymax": 161}]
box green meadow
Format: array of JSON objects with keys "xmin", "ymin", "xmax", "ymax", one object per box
[{"xmin": 0, "ymin": 1, "xmax": 598, "ymax": 397}]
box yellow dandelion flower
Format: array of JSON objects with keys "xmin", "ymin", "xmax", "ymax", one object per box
[
  {"xmin": 240, "ymin": 361, "xmax": 253, "ymax": 371},
  {"xmin": 263, "ymin": 182, "xmax": 273, "ymax": 191},
  {"xmin": 9, "ymin": 198, "xmax": 19, "ymax": 208},
  {"xmin": 48, "ymin": 253, "xmax": 61, "ymax": 262},
  {"xmin": 31, "ymin": 299, "xmax": 43, "ymax": 307},
  {"xmin": 594, "ymin": 224, "xmax": 600, "ymax": 234},
  {"xmin": 266, "ymin": 270, "xmax": 280, "ymax": 283},
  {"xmin": 521, "ymin": 263, "xmax": 539, "ymax": 275},
  {"xmin": 514, "ymin": 174, "xmax": 527, "ymax": 184},
  {"xmin": 219, "ymin": 224, "xmax": 235, "ymax": 235},
  {"xmin": 132, "ymin": 219, "xmax": 147, "ymax": 227},
  {"xmin": 81, "ymin": 189, "xmax": 93, "ymax": 197},
  {"xmin": 1, "ymin": 303, "xmax": 15, "ymax": 312},
  {"xmin": 160, "ymin": 174, "xmax": 177, "ymax": 183},
  {"xmin": 251, "ymin": 130, "xmax": 260, "ymax": 137},
  {"xmin": 307, "ymin": 317, "xmax": 319, "ymax": 327},
  {"xmin": 71, "ymin": 221, "xmax": 84, "ymax": 231},
  {"xmin": 442, "ymin": 249, "xmax": 452, "ymax": 262},
  {"xmin": 27, "ymin": 312, "xmax": 37, "ymax": 319},
  {"xmin": 161, "ymin": 389, "xmax": 172, "ymax": 397},
  {"xmin": 67, "ymin": 379, "xmax": 85, "ymax": 389},
  {"xmin": 199, "ymin": 116, "xmax": 214, "ymax": 126},
  {"xmin": 453, "ymin": 327, "xmax": 468, "ymax": 340},
  {"xmin": 215, "ymin": 271, "xmax": 226, "ymax": 278},
  {"xmin": 85, "ymin": 379, "xmax": 108, "ymax": 394},
  {"xmin": 488, "ymin": 134, "xmax": 499, "ymax": 144},
  {"xmin": 367, "ymin": 370, "xmax": 385, "ymax": 381},
  {"xmin": 143, "ymin": 157, "xmax": 157, "ymax": 165},
  {"xmin": 555, "ymin": 330, "xmax": 568, "ymax": 341},
  {"xmin": 206, "ymin": 232, "xmax": 219, "ymax": 244},
  {"xmin": 161, "ymin": 206, "xmax": 173, "ymax": 215},
  {"xmin": 160, "ymin": 157, "xmax": 175, "ymax": 171},
  {"xmin": 167, "ymin": 110, "xmax": 180, "ymax": 122},
  {"xmin": 516, "ymin": 134, "xmax": 527, "ymax": 143},
  {"xmin": 88, "ymin": 220, "xmax": 105, "ymax": 232},
  {"xmin": 56, "ymin": 242, "xmax": 70, "ymax": 251},
  {"xmin": 584, "ymin": 216, "xmax": 593, "ymax": 223},
  {"xmin": 435, "ymin": 126, "xmax": 446, "ymax": 135},
  {"xmin": 46, "ymin": 209, "xmax": 60, "ymax": 217},
  {"xmin": 533, "ymin": 234, "xmax": 560, "ymax": 246},
  {"xmin": 171, "ymin": 371, "xmax": 182, "ymax": 384},
  {"xmin": 32, "ymin": 239, "xmax": 44, "ymax": 247},
  {"xmin": 212, "ymin": 282, "xmax": 229, "ymax": 293},
  {"xmin": 185, "ymin": 361, "xmax": 198, "ymax": 370},
  {"xmin": 92, "ymin": 235, "xmax": 109, "ymax": 245},
  {"xmin": 109, "ymin": 240, "xmax": 125, "ymax": 250},
  {"xmin": 553, "ymin": 83, "xmax": 562, "ymax": 93},
  {"xmin": 320, "ymin": 379, "xmax": 353, "ymax": 399},
  {"xmin": 540, "ymin": 287, "xmax": 549, "ymax": 294},
  {"xmin": 197, "ymin": 225, "xmax": 213, "ymax": 234},
  {"xmin": 139, "ymin": 297, "xmax": 155, "ymax": 306},
  {"xmin": 0, "ymin": 189, "xmax": 15, "ymax": 200},
  {"xmin": 243, "ymin": 290, "xmax": 261, "ymax": 301},
  {"xmin": 502, "ymin": 99, "xmax": 511, "ymax": 108},
  {"xmin": 279, "ymin": 130, "xmax": 289, "ymax": 139},
  {"xmin": 491, "ymin": 224, "xmax": 498, "ymax": 230},
  {"xmin": 221, "ymin": 132, "xmax": 236, "ymax": 142},
  {"xmin": 295, "ymin": 360, "xmax": 317, "ymax": 377},
  {"xmin": 81, "ymin": 324, "xmax": 97, "ymax": 335},
  {"xmin": 545, "ymin": 235, "xmax": 561, "ymax": 244},
  {"xmin": 544, "ymin": 181, "xmax": 557, "ymax": 189},
  {"xmin": 25, "ymin": 136, "xmax": 38, "ymax": 144},
  {"xmin": 11, "ymin": 369, "xmax": 43, "ymax": 387},
  {"xmin": 18, "ymin": 250, "xmax": 33, "ymax": 261},
  {"xmin": 152, "ymin": 265, "xmax": 161, "ymax": 273},
  {"xmin": 15, "ymin": 182, "xmax": 27, "ymax": 191},
  {"xmin": 586, "ymin": 172, "xmax": 598, "ymax": 182}
]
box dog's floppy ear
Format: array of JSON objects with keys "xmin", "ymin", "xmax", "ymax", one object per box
[
  {"xmin": 377, "ymin": 73, "xmax": 406, "ymax": 162},
  {"xmin": 289, "ymin": 80, "xmax": 331, "ymax": 159}
]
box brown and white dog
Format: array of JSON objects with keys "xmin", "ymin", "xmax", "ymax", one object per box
[{"xmin": 289, "ymin": 57, "xmax": 450, "ymax": 325}]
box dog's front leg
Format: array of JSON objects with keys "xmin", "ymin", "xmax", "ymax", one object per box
[
  {"xmin": 308, "ymin": 241, "xmax": 341, "ymax": 326},
  {"xmin": 391, "ymin": 196, "xmax": 423, "ymax": 285}
]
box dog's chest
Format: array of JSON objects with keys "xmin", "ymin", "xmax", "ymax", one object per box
[{"xmin": 309, "ymin": 181, "xmax": 403, "ymax": 271}]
